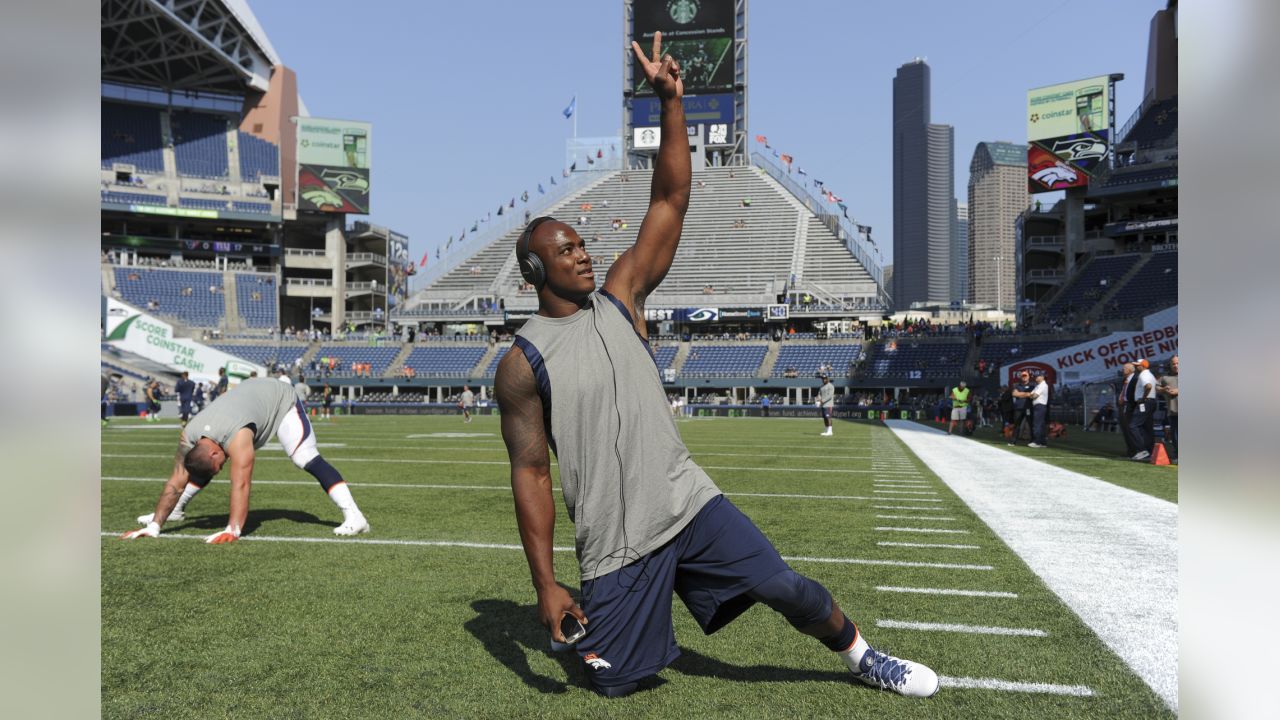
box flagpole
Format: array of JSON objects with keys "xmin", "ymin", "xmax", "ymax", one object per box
[{"xmin": 573, "ymin": 93, "xmax": 578, "ymax": 139}]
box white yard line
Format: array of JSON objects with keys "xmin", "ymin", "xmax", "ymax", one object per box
[
  {"xmin": 885, "ymin": 419, "xmax": 1178, "ymax": 712},
  {"xmin": 875, "ymin": 526, "xmax": 970, "ymax": 534},
  {"xmin": 876, "ymin": 619, "xmax": 1047, "ymax": 637},
  {"xmin": 877, "ymin": 541, "xmax": 980, "ymax": 550},
  {"xmin": 938, "ymin": 676, "xmax": 1093, "ymax": 696},
  {"xmin": 876, "ymin": 586, "xmax": 1017, "ymax": 598},
  {"xmin": 99, "ymin": 531, "xmax": 990, "ymax": 570},
  {"xmin": 873, "ymin": 505, "xmax": 949, "ymax": 511},
  {"xmin": 875, "ymin": 515, "xmax": 956, "ymax": 521}
]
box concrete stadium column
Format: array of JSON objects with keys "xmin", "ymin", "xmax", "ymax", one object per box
[
  {"xmin": 326, "ymin": 218, "xmax": 346, "ymax": 329},
  {"xmin": 1064, "ymin": 188, "xmax": 1085, "ymax": 276}
]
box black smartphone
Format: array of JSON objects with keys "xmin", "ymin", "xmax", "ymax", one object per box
[{"xmin": 559, "ymin": 613, "xmax": 587, "ymax": 645}]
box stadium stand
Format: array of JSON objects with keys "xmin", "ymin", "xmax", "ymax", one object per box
[
  {"xmin": 235, "ymin": 273, "xmax": 279, "ymax": 328},
  {"xmin": 654, "ymin": 345, "xmax": 678, "ymax": 372},
  {"xmin": 1042, "ymin": 254, "xmax": 1143, "ymax": 320},
  {"xmin": 484, "ymin": 346, "xmax": 510, "ymax": 377},
  {"xmin": 179, "ymin": 197, "xmax": 229, "ymax": 211},
  {"xmin": 978, "ymin": 339, "xmax": 1080, "ymax": 365},
  {"xmin": 171, "ymin": 110, "xmax": 230, "ymax": 179},
  {"xmin": 237, "ymin": 131, "xmax": 280, "ymax": 181},
  {"xmin": 410, "ymin": 165, "xmax": 880, "ymax": 310},
  {"xmin": 102, "ymin": 190, "xmax": 166, "ymax": 206},
  {"xmin": 1097, "ymin": 251, "xmax": 1178, "ymax": 320},
  {"xmin": 232, "ymin": 201, "xmax": 274, "ymax": 214},
  {"xmin": 101, "ymin": 102, "xmax": 165, "ymax": 173},
  {"xmin": 772, "ymin": 343, "xmax": 862, "ymax": 378},
  {"xmin": 314, "ymin": 345, "xmax": 401, "ymax": 377},
  {"xmin": 113, "ymin": 267, "xmax": 226, "ymax": 327},
  {"xmin": 1120, "ymin": 96, "xmax": 1178, "ymax": 147},
  {"xmin": 401, "ymin": 346, "xmax": 488, "ymax": 376},
  {"xmin": 862, "ymin": 340, "xmax": 967, "ymax": 381},
  {"xmin": 211, "ymin": 343, "xmax": 309, "ymax": 369},
  {"xmin": 680, "ymin": 345, "xmax": 768, "ymax": 377}
]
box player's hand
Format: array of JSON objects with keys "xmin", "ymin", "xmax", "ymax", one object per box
[
  {"xmin": 204, "ymin": 527, "xmax": 241, "ymax": 544},
  {"xmin": 120, "ymin": 522, "xmax": 160, "ymax": 540},
  {"xmin": 537, "ymin": 585, "xmax": 587, "ymax": 642},
  {"xmin": 631, "ymin": 31, "xmax": 683, "ymax": 100}
]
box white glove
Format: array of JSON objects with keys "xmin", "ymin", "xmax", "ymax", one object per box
[
  {"xmin": 204, "ymin": 526, "xmax": 241, "ymax": 544},
  {"xmin": 120, "ymin": 522, "xmax": 161, "ymax": 540}
]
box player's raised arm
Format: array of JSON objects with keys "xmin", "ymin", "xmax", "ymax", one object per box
[
  {"xmin": 605, "ymin": 32, "xmax": 691, "ymax": 324},
  {"xmin": 495, "ymin": 350, "xmax": 586, "ymax": 641}
]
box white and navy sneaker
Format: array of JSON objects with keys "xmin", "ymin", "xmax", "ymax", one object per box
[
  {"xmin": 848, "ymin": 644, "xmax": 940, "ymax": 698},
  {"xmin": 136, "ymin": 510, "xmax": 185, "ymax": 524},
  {"xmin": 334, "ymin": 513, "xmax": 370, "ymax": 536}
]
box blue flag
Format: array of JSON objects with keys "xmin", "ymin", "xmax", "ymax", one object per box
[
  {"xmin": 563, "ymin": 96, "xmax": 576, "ymax": 119},
  {"xmin": 538, "ymin": 183, "xmax": 545, "ymax": 194}
]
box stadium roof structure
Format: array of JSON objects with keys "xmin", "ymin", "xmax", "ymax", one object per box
[{"xmin": 102, "ymin": 0, "xmax": 281, "ymax": 95}]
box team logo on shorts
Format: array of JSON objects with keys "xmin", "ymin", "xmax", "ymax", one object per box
[{"xmin": 583, "ymin": 653, "xmax": 612, "ymax": 671}]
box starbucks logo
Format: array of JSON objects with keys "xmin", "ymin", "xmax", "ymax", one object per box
[{"xmin": 668, "ymin": 0, "xmax": 699, "ymax": 24}]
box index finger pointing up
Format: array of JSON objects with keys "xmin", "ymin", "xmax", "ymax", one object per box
[{"xmin": 651, "ymin": 30, "xmax": 662, "ymax": 64}]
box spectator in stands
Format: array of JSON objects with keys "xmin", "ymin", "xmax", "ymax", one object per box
[
  {"xmin": 1156, "ymin": 355, "xmax": 1179, "ymax": 462},
  {"xmin": 121, "ymin": 377, "xmax": 370, "ymax": 543},
  {"xmin": 1009, "ymin": 371, "xmax": 1035, "ymax": 445},
  {"xmin": 1028, "ymin": 373, "xmax": 1050, "ymax": 448}
]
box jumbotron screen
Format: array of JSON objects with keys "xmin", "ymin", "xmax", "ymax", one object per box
[{"xmin": 632, "ymin": 0, "xmax": 735, "ymax": 96}]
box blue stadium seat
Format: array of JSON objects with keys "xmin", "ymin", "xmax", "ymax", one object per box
[
  {"xmin": 402, "ymin": 346, "xmax": 487, "ymax": 376},
  {"xmin": 171, "ymin": 110, "xmax": 230, "ymax": 178},
  {"xmin": 235, "ymin": 274, "xmax": 278, "ymax": 328},
  {"xmin": 315, "ymin": 345, "xmax": 401, "ymax": 377},
  {"xmin": 113, "ymin": 267, "xmax": 226, "ymax": 327},
  {"xmin": 211, "ymin": 344, "xmax": 309, "ymax": 369},
  {"xmin": 237, "ymin": 132, "xmax": 280, "ymax": 181},
  {"xmin": 101, "ymin": 103, "xmax": 164, "ymax": 173},
  {"xmin": 681, "ymin": 345, "xmax": 767, "ymax": 377},
  {"xmin": 863, "ymin": 340, "xmax": 966, "ymax": 381}
]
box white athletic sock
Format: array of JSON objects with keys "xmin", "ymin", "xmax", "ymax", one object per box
[
  {"xmin": 174, "ymin": 482, "xmax": 203, "ymax": 512},
  {"xmin": 837, "ymin": 631, "xmax": 870, "ymax": 672},
  {"xmin": 327, "ymin": 482, "xmax": 360, "ymax": 516}
]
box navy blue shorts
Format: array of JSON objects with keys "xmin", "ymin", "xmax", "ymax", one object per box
[
  {"xmin": 822, "ymin": 406, "xmax": 833, "ymax": 421},
  {"xmin": 575, "ymin": 495, "xmax": 790, "ymax": 690}
]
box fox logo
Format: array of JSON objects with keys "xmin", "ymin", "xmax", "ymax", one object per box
[
  {"xmin": 1031, "ymin": 161, "xmax": 1079, "ymax": 189},
  {"xmin": 583, "ymin": 653, "xmax": 612, "ymax": 671}
]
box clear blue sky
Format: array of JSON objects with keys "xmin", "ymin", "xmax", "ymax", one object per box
[{"xmin": 250, "ymin": 0, "xmax": 1165, "ymax": 276}]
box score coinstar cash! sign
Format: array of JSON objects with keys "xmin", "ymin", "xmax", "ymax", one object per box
[{"xmin": 103, "ymin": 298, "xmax": 263, "ymax": 382}]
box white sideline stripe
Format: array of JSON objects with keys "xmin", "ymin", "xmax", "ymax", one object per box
[
  {"xmin": 876, "ymin": 526, "xmax": 970, "ymax": 534},
  {"xmin": 100, "ymin": 477, "xmax": 882, "ymax": 502},
  {"xmin": 939, "ymin": 676, "xmax": 1093, "ymax": 697},
  {"xmin": 99, "ymin": 531, "xmax": 986, "ymax": 569},
  {"xmin": 875, "ymin": 515, "xmax": 956, "ymax": 521},
  {"xmin": 874, "ymin": 505, "xmax": 949, "ymax": 511},
  {"xmin": 877, "ymin": 542, "xmax": 981, "ymax": 550},
  {"xmin": 886, "ymin": 419, "xmax": 1178, "ymax": 711},
  {"xmin": 872, "ymin": 490, "xmax": 938, "ymax": 495},
  {"xmin": 876, "ymin": 586, "xmax": 1018, "ymax": 598},
  {"xmin": 872, "ymin": 482, "xmax": 930, "ymax": 488},
  {"xmin": 877, "ymin": 619, "xmax": 1047, "ymax": 637}
]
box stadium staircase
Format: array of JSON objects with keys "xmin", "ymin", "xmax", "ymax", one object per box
[
  {"xmin": 960, "ymin": 341, "xmax": 981, "ymax": 383},
  {"xmin": 669, "ymin": 343, "xmax": 692, "ymax": 374},
  {"xmin": 758, "ymin": 340, "xmax": 782, "ymax": 379},
  {"xmin": 381, "ymin": 342, "xmax": 418, "ymax": 378},
  {"xmin": 471, "ymin": 344, "xmax": 503, "ymax": 377},
  {"xmin": 222, "ymin": 274, "xmax": 243, "ymax": 333},
  {"xmin": 1080, "ymin": 257, "xmax": 1149, "ymax": 324}
]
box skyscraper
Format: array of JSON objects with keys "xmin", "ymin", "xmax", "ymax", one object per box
[
  {"xmin": 952, "ymin": 200, "xmax": 969, "ymax": 303},
  {"xmin": 967, "ymin": 141, "xmax": 1030, "ymax": 312},
  {"xmin": 893, "ymin": 59, "xmax": 954, "ymax": 310}
]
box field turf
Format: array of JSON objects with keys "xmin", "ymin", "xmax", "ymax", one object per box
[{"xmin": 101, "ymin": 414, "xmax": 1175, "ymax": 719}]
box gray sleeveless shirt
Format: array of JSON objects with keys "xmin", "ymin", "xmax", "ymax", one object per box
[
  {"xmin": 180, "ymin": 377, "xmax": 297, "ymax": 456},
  {"xmin": 512, "ymin": 290, "xmax": 720, "ymax": 580}
]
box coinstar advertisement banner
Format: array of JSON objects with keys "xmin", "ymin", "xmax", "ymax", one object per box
[
  {"xmin": 296, "ymin": 117, "xmax": 372, "ymax": 214},
  {"xmin": 103, "ymin": 298, "xmax": 265, "ymax": 382}
]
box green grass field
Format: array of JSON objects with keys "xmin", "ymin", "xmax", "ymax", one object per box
[{"xmin": 101, "ymin": 414, "xmax": 1175, "ymax": 719}]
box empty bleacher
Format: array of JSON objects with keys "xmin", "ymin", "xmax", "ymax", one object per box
[
  {"xmin": 235, "ymin": 274, "xmax": 278, "ymax": 328},
  {"xmin": 179, "ymin": 197, "xmax": 228, "ymax": 212},
  {"xmin": 211, "ymin": 343, "xmax": 309, "ymax": 369},
  {"xmin": 1121, "ymin": 96, "xmax": 1178, "ymax": 147},
  {"xmin": 402, "ymin": 346, "xmax": 488, "ymax": 376},
  {"xmin": 772, "ymin": 343, "xmax": 862, "ymax": 378},
  {"xmin": 238, "ymin": 131, "xmax": 280, "ymax": 181},
  {"xmin": 171, "ymin": 110, "xmax": 230, "ymax": 179},
  {"xmin": 654, "ymin": 345, "xmax": 678, "ymax": 372},
  {"xmin": 978, "ymin": 339, "xmax": 1079, "ymax": 365},
  {"xmin": 680, "ymin": 344, "xmax": 768, "ymax": 377},
  {"xmin": 232, "ymin": 201, "xmax": 273, "ymax": 215},
  {"xmin": 102, "ymin": 102, "xmax": 164, "ymax": 173},
  {"xmin": 1043, "ymin": 254, "xmax": 1143, "ymax": 320},
  {"xmin": 1098, "ymin": 251, "xmax": 1178, "ymax": 320},
  {"xmin": 113, "ymin": 267, "xmax": 225, "ymax": 327},
  {"xmin": 863, "ymin": 340, "xmax": 967, "ymax": 382},
  {"xmin": 102, "ymin": 190, "xmax": 166, "ymax": 206}
]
